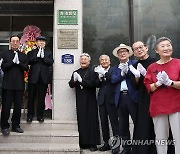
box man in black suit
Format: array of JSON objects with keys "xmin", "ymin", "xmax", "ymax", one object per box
[
  {"xmin": 27, "ymin": 36, "xmax": 54, "ymax": 123},
  {"xmin": 1, "ymin": 35, "xmax": 28, "ymax": 135},
  {"xmin": 95, "ymin": 55, "xmax": 119, "ymax": 152}
]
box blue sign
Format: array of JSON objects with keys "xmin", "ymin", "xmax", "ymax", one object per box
[{"xmin": 62, "ymin": 54, "xmax": 74, "ymax": 64}]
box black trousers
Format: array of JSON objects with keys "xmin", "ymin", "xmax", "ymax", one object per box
[
  {"xmin": 117, "ymin": 93, "xmax": 137, "ymax": 150},
  {"xmin": 99, "ymin": 102, "xmax": 120, "ymax": 143},
  {"xmin": 27, "ymin": 82, "xmax": 47, "ymax": 118},
  {"xmin": 1, "ymin": 89, "xmax": 24, "ymax": 129}
]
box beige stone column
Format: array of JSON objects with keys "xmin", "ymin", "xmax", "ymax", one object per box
[{"xmin": 53, "ymin": 0, "xmax": 82, "ymax": 122}]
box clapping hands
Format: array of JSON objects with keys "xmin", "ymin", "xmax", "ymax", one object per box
[
  {"xmin": 129, "ymin": 65, "xmax": 140, "ymax": 78},
  {"xmin": 73, "ymin": 72, "xmax": 82, "ymax": 82},
  {"xmin": 94, "ymin": 65, "xmax": 106, "ymax": 78},
  {"xmin": 137, "ymin": 63, "xmax": 147, "ymax": 76},
  {"xmin": 118, "ymin": 63, "xmax": 129, "ymax": 76},
  {"xmin": 12, "ymin": 51, "xmax": 20, "ymax": 64},
  {"xmin": 155, "ymin": 71, "xmax": 172, "ymax": 87},
  {"xmin": 37, "ymin": 47, "xmax": 44, "ymax": 58}
]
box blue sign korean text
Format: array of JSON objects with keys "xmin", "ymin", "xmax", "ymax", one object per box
[{"xmin": 62, "ymin": 54, "xmax": 74, "ymax": 64}]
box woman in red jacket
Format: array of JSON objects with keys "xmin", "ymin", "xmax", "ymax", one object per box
[{"xmin": 144, "ymin": 37, "xmax": 180, "ymax": 154}]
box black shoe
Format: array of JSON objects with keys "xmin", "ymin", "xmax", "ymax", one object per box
[
  {"xmin": 99, "ymin": 143, "xmax": 110, "ymax": 151},
  {"xmin": 89, "ymin": 145, "xmax": 97, "ymax": 152},
  {"xmin": 37, "ymin": 117, "xmax": 44, "ymax": 123},
  {"xmin": 1, "ymin": 128, "xmax": 10, "ymax": 136},
  {"xmin": 120, "ymin": 149, "xmax": 131, "ymax": 154},
  {"xmin": 112, "ymin": 148, "xmax": 120, "ymax": 154},
  {"xmin": 12, "ymin": 127, "xmax": 24, "ymax": 133}
]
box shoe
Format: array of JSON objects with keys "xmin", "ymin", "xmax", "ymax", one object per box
[
  {"xmin": 120, "ymin": 149, "xmax": 131, "ymax": 154},
  {"xmin": 89, "ymin": 145, "xmax": 97, "ymax": 152},
  {"xmin": 1, "ymin": 128, "xmax": 10, "ymax": 136},
  {"xmin": 37, "ymin": 117, "xmax": 44, "ymax": 123},
  {"xmin": 12, "ymin": 127, "xmax": 24, "ymax": 133},
  {"xmin": 99, "ymin": 143, "xmax": 110, "ymax": 151},
  {"xmin": 112, "ymin": 148, "xmax": 120, "ymax": 154}
]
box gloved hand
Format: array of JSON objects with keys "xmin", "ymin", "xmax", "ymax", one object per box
[
  {"xmin": 16, "ymin": 52, "xmax": 20, "ymax": 64},
  {"xmin": 41, "ymin": 48, "xmax": 44, "ymax": 58},
  {"xmin": 161, "ymin": 71, "xmax": 172, "ymax": 86},
  {"xmin": 121, "ymin": 65, "xmax": 128, "ymax": 76},
  {"xmin": 129, "ymin": 65, "xmax": 140, "ymax": 78},
  {"xmin": 12, "ymin": 52, "xmax": 20, "ymax": 64},
  {"xmin": 94, "ymin": 65, "xmax": 105, "ymax": 76},
  {"xmin": 76, "ymin": 73, "xmax": 82, "ymax": 82},
  {"xmin": 137, "ymin": 63, "xmax": 147, "ymax": 76},
  {"xmin": 37, "ymin": 47, "xmax": 41, "ymax": 57},
  {"xmin": 13, "ymin": 52, "xmax": 17, "ymax": 63},
  {"xmin": 156, "ymin": 72, "xmax": 164, "ymax": 87},
  {"xmin": 73, "ymin": 72, "xmax": 78, "ymax": 82},
  {"xmin": 119, "ymin": 63, "xmax": 128, "ymax": 76},
  {"xmin": 0, "ymin": 58, "xmax": 3, "ymax": 66}
]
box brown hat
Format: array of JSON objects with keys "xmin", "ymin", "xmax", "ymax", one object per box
[{"xmin": 112, "ymin": 44, "xmax": 133, "ymax": 57}]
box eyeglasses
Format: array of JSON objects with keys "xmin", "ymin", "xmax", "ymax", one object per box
[
  {"xmin": 117, "ymin": 49, "xmax": 129, "ymax": 54},
  {"xmin": 133, "ymin": 45, "xmax": 144, "ymax": 51}
]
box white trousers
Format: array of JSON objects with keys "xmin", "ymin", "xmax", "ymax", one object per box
[{"xmin": 153, "ymin": 112, "xmax": 180, "ymax": 154}]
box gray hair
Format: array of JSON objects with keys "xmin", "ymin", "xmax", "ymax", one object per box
[
  {"xmin": 99, "ymin": 54, "xmax": 110, "ymax": 61},
  {"xmin": 154, "ymin": 37, "xmax": 172, "ymax": 50},
  {"xmin": 80, "ymin": 53, "xmax": 91, "ymax": 61}
]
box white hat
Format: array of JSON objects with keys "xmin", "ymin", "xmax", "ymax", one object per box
[{"xmin": 112, "ymin": 44, "xmax": 133, "ymax": 57}]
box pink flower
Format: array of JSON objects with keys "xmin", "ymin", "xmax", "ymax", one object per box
[{"xmin": 20, "ymin": 25, "xmax": 41, "ymax": 44}]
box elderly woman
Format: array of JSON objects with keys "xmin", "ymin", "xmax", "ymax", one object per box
[
  {"xmin": 68, "ymin": 53, "xmax": 100, "ymax": 151},
  {"xmin": 144, "ymin": 37, "xmax": 180, "ymax": 154}
]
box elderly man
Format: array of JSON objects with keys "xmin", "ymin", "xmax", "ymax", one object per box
[
  {"xmin": 27, "ymin": 36, "xmax": 54, "ymax": 123},
  {"xmin": 94, "ymin": 55, "xmax": 119, "ymax": 152},
  {"xmin": 111, "ymin": 44, "xmax": 138, "ymax": 154},
  {"xmin": 69, "ymin": 53, "xmax": 100, "ymax": 151},
  {"xmin": 130, "ymin": 41, "xmax": 157, "ymax": 154},
  {"xmin": 1, "ymin": 35, "xmax": 28, "ymax": 135}
]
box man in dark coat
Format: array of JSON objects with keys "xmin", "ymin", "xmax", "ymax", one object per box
[
  {"xmin": 27, "ymin": 36, "xmax": 54, "ymax": 123},
  {"xmin": 69, "ymin": 53, "xmax": 100, "ymax": 151},
  {"xmin": 1, "ymin": 35, "xmax": 28, "ymax": 135},
  {"xmin": 111, "ymin": 44, "xmax": 138, "ymax": 154},
  {"xmin": 95, "ymin": 55, "xmax": 119, "ymax": 152}
]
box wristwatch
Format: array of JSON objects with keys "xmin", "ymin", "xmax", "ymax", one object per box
[{"xmin": 171, "ymin": 81, "xmax": 174, "ymax": 86}]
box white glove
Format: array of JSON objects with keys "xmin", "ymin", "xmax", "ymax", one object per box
[
  {"xmin": 13, "ymin": 52, "xmax": 20, "ymax": 64},
  {"xmin": 41, "ymin": 48, "xmax": 44, "ymax": 58},
  {"xmin": 0, "ymin": 58, "xmax": 3, "ymax": 66},
  {"xmin": 73, "ymin": 72, "xmax": 78, "ymax": 82},
  {"xmin": 76, "ymin": 73, "xmax": 82, "ymax": 82},
  {"xmin": 16, "ymin": 53, "xmax": 20, "ymax": 64},
  {"xmin": 137, "ymin": 63, "xmax": 147, "ymax": 76},
  {"xmin": 37, "ymin": 47, "xmax": 41, "ymax": 57},
  {"xmin": 129, "ymin": 65, "xmax": 140, "ymax": 78},
  {"xmin": 94, "ymin": 65, "xmax": 105, "ymax": 76},
  {"xmin": 99, "ymin": 74, "xmax": 104, "ymax": 78},
  {"xmin": 13, "ymin": 51, "xmax": 17, "ymax": 63},
  {"xmin": 121, "ymin": 65, "xmax": 128, "ymax": 76},
  {"xmin": 161, "ymin": 71, "xmax": 172, "ymax": 86},
  {"xmin": 119, "ymin": 63, "xmax": 128, "ymax": 76},
  {"xmin": 156, "ymin": 72, "xmax": 164, "ymax": 87}
]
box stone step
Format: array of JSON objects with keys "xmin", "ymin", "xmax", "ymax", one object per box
[
  {"xmin": 0, "ymin": 130, "xmax": 79, "ymax": 144},
  {"xmin": 0, "ymin": 143, "xmax": 80, "ymax": 154},
  {"xmin": 20, "ymin": 119, "xmax": 78, "ymax": 131}
]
